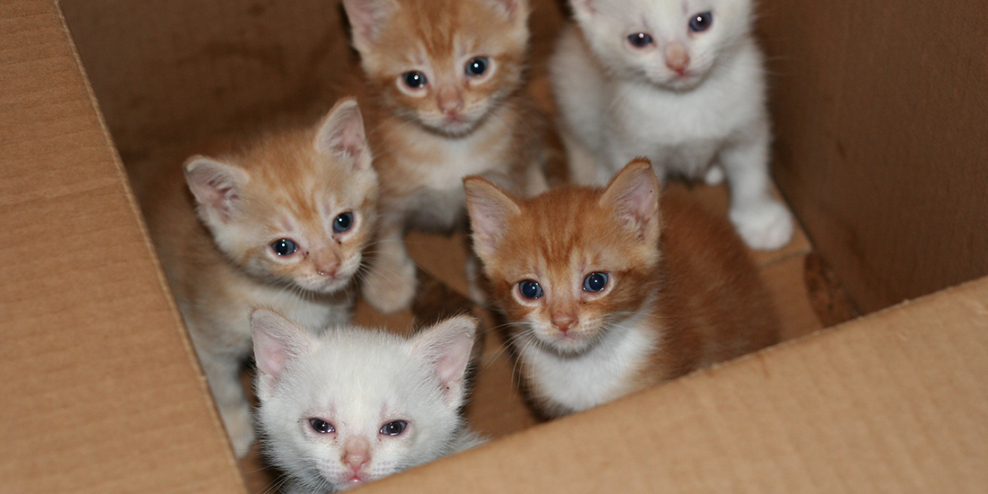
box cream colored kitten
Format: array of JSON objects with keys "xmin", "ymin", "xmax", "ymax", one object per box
[
  {"xmin": 341, "ymin": 0, "xmax": 547, "ymax": 314},
  {"xmin": 137, "ymin": 99, "xmax": 378, "ymax": 457},
  {"xmin": 252, "ymin": 309, "xmax": 485, "ymax": 493},
  {"xmin": 550, "ymin": 0, "xmax": 793, "ymax": 250}
]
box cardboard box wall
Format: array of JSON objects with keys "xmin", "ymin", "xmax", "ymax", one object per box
[{"xmin": 1, "ymin": 0, "xmax": 985, "ymax": 492}]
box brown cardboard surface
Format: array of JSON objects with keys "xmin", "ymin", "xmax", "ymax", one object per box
[
  {"xmin": 0, "ymin": 1, "xmax": 245, "ymax": 492},
  {"xmin": 760, "ymin": 0, "xmax": 988, "ymax": 313},
  {"xmin": 11, "ymin": 0, "xmax": 985, "ymax": 492},
  {"xmin": 356, "ymin": 275, "xmax": 988, "ymax": 494}
]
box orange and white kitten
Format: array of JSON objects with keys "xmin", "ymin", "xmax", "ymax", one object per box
[
  {"xmin": 341, "ymin": 0, "xmax": 547, "ymax": 314},
  {"xmin": 138, "ymin": 98, "xmax": 378, "ymax": 457},
  {"xmin": 464, "ymin": 159, "xmax": 779, "ymax": 418}
]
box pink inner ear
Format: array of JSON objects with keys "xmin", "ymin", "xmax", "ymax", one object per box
[
  {"xmin": 464, "ymin": 179, "xmax": 520, "ymax": 260},
  {"xmin": 185, "ymin": 159, "xmax": 245, "ymax": 221},
  {"xmin": 343, "ymin": 0, "xmax": 390, "ymax": 47},
  {"xmin": 317, "ymin": 100, "xmax": 369, "ymax": 169}
]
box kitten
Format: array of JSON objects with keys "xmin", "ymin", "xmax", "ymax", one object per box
[
  {"xmin": 464, "ymin": 159, "xmax": 780, "ymax": 418},
  {"xmin": 137, "ymin": 98, "xmax": 378, "ymax": 457},
  {"xmin": 341, "ymin": 0, "xmax": 548, "ymax": 314},
  {"xmin": 549, "ymin": 0, "xmax": 793, "ymax": 250},
  {"xmin": 251, "ymin": 309, "xmax": 486, "ymax": 493}
]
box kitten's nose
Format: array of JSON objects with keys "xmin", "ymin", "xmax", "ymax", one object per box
[
  {"xmin": 344, "ymin": 450, "xmax": 369, "ymax": 472},
  {"xmin": 664, "ymin": 43, "xmax": 690, "ymax": 75},
  {"xmin": 311, "ymin": 250, "xmax": 339, "ymax": 277},
  {"xmin": 343, "ymin": 438, "xmax": 370, "ymax": 472},
  {"xmin": 437, "ymin": 88, "xmax": 464, "ymax": 116},
  {"xmin": 551, "ymin": 314, "xmax": 577, "ymax": 334}
]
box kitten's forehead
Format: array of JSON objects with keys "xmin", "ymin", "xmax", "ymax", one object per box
[
  {"xmin": 497, "ymin": 188, "xmax": 638, "ymax": 277},
  {"xmin": 591, "ymin": 0, "xmax": 742, "ymax": 33},
  {"xmin": 380, "ymin": 0, "xmax": 525, "ymax": 67},
  {"xmin": 293, "ymin": 329, "xmax": 444, "ymax": 418}
]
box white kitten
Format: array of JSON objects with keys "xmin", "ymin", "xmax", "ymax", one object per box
[
  {"xmin": 251, "ymin": 309, "xmax": 485, "ymax": 493},
  {"xmin": 550, "ymin": 0, "xmax": 793, "ymax": 249}
]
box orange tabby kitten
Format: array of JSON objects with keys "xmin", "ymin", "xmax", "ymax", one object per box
[
  {"xmin": 464, "ymin": 159, "xmax": 779, "ymax": 418},
  {"xmin": 341, "ymin": 0, "xmax": 547, "ymax": 313},
  {"xmin": 137, "ymin": 98, "xmax": 378, "ymax": 457}
]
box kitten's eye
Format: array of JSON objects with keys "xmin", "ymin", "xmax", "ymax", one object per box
[
  {"xmin": 402, "ymin": 71, "xmax": 428, "ymax": 89},
  {"xmin": 583, "ymin": 272, "xmax": 609, "ymax": 293},
  {"xmin": 627, "ymin": 32, "xmax": 654, "ymax": 48},
  {"xmin": 333, "ymin": 212, "xmax": 354, "ymax": 233},
  {"xmin": 308, "ymin": 418, "xmax": 335, "ymax": 434},
  {"xmin": 689, "ymin": 12, "xmax": 713, "ymax": 32},
  {"xmin": 380, "ymin": 420, "xmax": 407, "ymax": 436},
  {"xmin": 465, "ymin": 57, "xmax": 489, "ymax": 77},
  {"xmin": 272, "ymin": 238, "xmax": 298, "ymax": 256},
  {"xmin": 518, "ymin": 280, "xmax": 543, "ymax": 300}
]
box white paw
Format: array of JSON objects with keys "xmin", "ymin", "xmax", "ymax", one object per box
[
  {"xmin": 361, "ymin": 257, "xmax": 417, "ymax": 314},
  {"xmin": 729, "ymin": 200, "xmax": 794, "ymax": 250},
  {"xmin": 221, "ymin": 405, "xmax": 256, "ymax": 459},
  {"xmin": 704, "ymin": 165, "xmax": 725, "ymax": 186}
]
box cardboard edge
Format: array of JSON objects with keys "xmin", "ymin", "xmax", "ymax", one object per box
[
  {"xmin": 354, "ymin": 275, "xmax": 988, "ymax": 493},
  {"xmin": 53, "ymin": 0, "xmax": 244, "ymax": 475}
]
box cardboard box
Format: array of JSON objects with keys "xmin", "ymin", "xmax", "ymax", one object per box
[{"xmin": 1, "ymin": 0, "xmax": 985, "ymax": 492}]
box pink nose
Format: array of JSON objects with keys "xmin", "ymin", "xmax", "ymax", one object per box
[
  {"xmin": 664, "ymin": 44, "xmax": 690, "ymax": 74},
  {"xmin": 316, "ymin": 264, "xmax": 337, "ymax": 277},
  {"xmin": 552, "ymin": 315, "xmax": 577, "ymax": 334},
  {"xmin": 344, "ymin": 450, "xmax": 368, "ymax": 472}
]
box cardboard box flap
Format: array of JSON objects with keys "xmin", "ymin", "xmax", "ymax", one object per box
[
  {"xmin": 358, "ymin": 276, "xmax": 988, "ymax": 493},
  {"xmin": 0, "ymin": 1, "xmax": 245, "ymax": 492}
]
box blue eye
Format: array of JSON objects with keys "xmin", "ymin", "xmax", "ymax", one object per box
[
  {"xmin": 465, "ymin": 57, "xmax": 489, "ymax": 77},
  {"xmin": 518, "ymin": 280, "xmax": 543, "ymax": 300},
  {"xmin": 689, "ymin": 12, "xmax": 713, "ymax": 32},
  {"xmin": 333, "ymin": 212, "xmax": 354, "ymax": 233},
  {"xmin": 308, "ymin": 418, "xmax": 334, "ymax": 434},
  {"xmin": 627, "ymin": 32, "xmax": 654, "ymax": 48},
  {"xmin": 402, "ymin": 71, "xmax": 427, "ymax": 89},
  {"xmin": 272, "ymin": 238, "xmax": 298, "ymax": 256},
  {"xmin": 381, "ymin": 420, "xmax": 407, "ymax": 436},
  {"xmin": 583, "ymin": 272, "xmax": 608, "ymax": 292}
]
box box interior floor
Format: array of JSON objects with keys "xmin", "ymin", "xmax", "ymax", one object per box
[{"xmin": 2, "ymin": 0, "xmax": 981, "ymax": 492}]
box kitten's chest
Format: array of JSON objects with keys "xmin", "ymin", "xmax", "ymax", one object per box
[
  {"xmin": 520, "ymin": 316, "xmax": 660, "ymax": 415},
  {"xmin": 387, "ymin": 124, "xmax": 514, "ymax": 226},
  {"xmin": 240, "ymin": 283, "xmax": 349, "ymax": 332}
]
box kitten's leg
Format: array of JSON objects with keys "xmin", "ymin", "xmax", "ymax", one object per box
[
  {"xmin": 720, "ymin": 130, "xmax": 794, "ymax": 250},
  {"xmin": 562, "ymin": 130, "xmax": 607, "ymax": 186},
  {"xmin": 197, "ymin": 347, "xmax": 254, "ymax": 458},
  {"xmin": 361, "ymin": 214, "xmax": 417, "ymax": 313}
]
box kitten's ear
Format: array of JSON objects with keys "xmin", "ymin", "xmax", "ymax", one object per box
[
  {"xmin": 342, "ymin": 0, "xmax": 394, "ymax": 52},
  {"xmin": 484, "ymin": 0, "xmax": 528, "ymax": 21},
  {"xmin": 250, "ymin": 309, "xmax": 316, "ymax": 400},
  {"xmin": 463, "ymin": 176, "xmax": 522, "ymax": 262},
  {"xmin": 568, "ymin": 0, "xmax": 596, "ymax": 22},
  {"xmin": 410, "ymin": 315, "xmax": 479, "ymax": 407},
  {"xmin": 315, "ymin": 98, "xmax": 372, "ymax": 171},
  {"xmin": 599, "ymin": 159, "xmax": 661, "ymax": 243},
  {"xmin": 184, "ymin": 156, "xmax": 250, "ymax": 223}
]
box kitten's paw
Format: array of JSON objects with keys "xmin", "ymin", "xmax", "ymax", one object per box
[
  {"xmin": 704, "ymin": 166, "xmax": 725, "ymax": 186},
  {"xmin": 729, "ymin": 200, "xmax": 794, "ymax": 250},
  {"xmin": 362, "ymin": 258, "xmax": 417, "ymax": 314},
  {"xmin": 222, "ymin": 405, "xmax": 256, "ymax": 459}
]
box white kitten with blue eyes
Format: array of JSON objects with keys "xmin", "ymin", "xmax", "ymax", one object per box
[
  {"xmin": 251, "ymin": 309, "xmax": 485, "ymax": 493},
  {"xmin": 550, "ymin": 0, "xmax": 793, "ymax": 250}
]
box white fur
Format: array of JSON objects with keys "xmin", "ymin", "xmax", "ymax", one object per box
[
  {"xmin": 517, "ymin": 307, "xmax": 660, "ymax": 415},
  {"xmin": 253, "ymin": 313, "xmax": 484, "ymax": 493},
  {"xmin": 550, "ymin": 0, "xmax": 793, "ymax": 249}
]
